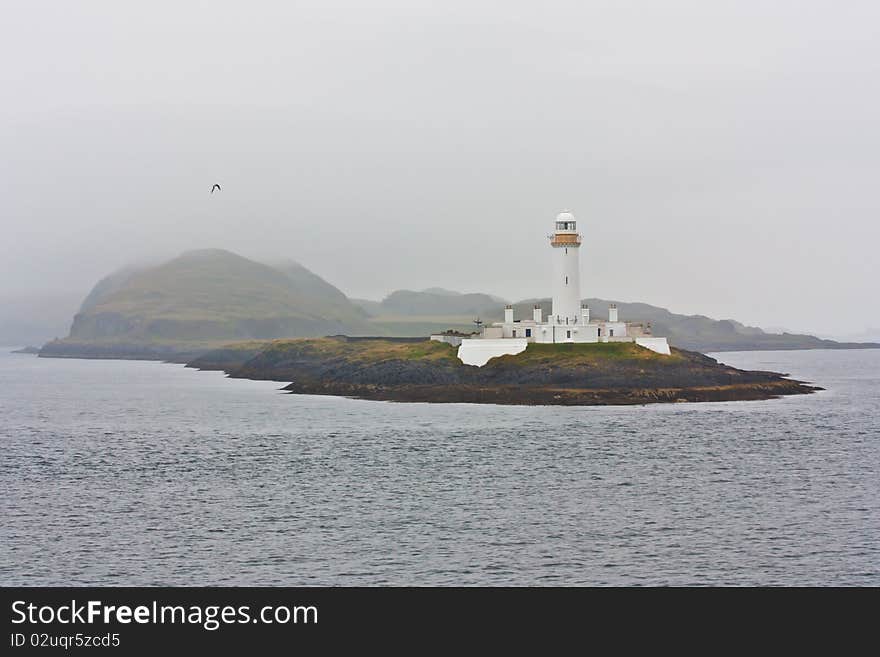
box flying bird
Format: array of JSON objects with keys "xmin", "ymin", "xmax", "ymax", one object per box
[{"xmin": 211, "ymin": 184, "xmax": 221, "ymax": 194}]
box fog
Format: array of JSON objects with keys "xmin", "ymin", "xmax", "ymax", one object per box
[{"xmin": 2, "ymin": 0, "xmax": 878, "ymax": 338}]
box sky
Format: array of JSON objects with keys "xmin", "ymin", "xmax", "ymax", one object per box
[{"xmin": 1, "ymin": 0, "xmax": 878, "ymax": 337}]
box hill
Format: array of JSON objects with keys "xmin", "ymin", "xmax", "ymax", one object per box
[
  {"xmin": 512, "ymin": 298, "xmax": 879, "ymax": 352},
  {"xmin": 188, "ymin": 337, "xmax": 819, "ymax": 405},
  {"xmin": 363, "ymin": 289, "xmax": 506, "ymax": 318},
  {"xmin": 36, "ymin": 267, "xmax": 878, "ymax": 361},
  {"xmin": 356, "ymin": 289, "xmax": 879, "ymax": 352},
  {"xmin": 41, "ymin": 249, "xmax": 378, "ymax": 360},
  {"xmin": 350, "ymin": 289, "xmax": 507, "ymax": 338}
]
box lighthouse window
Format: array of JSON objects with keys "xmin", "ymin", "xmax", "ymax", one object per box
[
  {"xmin": 565, "ymin": 248, "xmax": 568, "ymax": 254},
  {"xmin": 565, "ymin": 276, "xmax": 568, "ymax": 285},
  {"xmin": 566, "ymin": 330, "xmax": 571, "ymax": 339}
]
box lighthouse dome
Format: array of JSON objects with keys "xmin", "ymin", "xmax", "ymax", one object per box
[{"xmin": 555, "ymin": 210, "xmax": 577, "ymax": 232}]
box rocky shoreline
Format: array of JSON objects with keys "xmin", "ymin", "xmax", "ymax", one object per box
[
  {"xmin": 187, "ymin": 337, "xmax": 821, "ymax": 406},
  {"xmin": 276, "ymin": 379, "xmax": 814, "ymax": 405}
]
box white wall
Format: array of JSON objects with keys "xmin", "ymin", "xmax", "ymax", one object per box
[
  {"xmin": 499, "ymin": 319, "xmax": 541, "ymax": 341},
  {"xmin": 458, "ymin": 338, "xmax": 528, "ymax": 366},
  {"xmin": 635, "ymin": 337, "xmax": 671, "ymax": 355},
  {"xmin": 534, "ymin": 323, "xmax": 598, "ymax": 343},
  {"xmin": 600, "ymin": 321, "xmax": 627, "ymax": 338}
]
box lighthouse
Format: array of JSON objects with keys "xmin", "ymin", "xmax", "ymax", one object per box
[
  {"xmin": 550, "ymin": 210, "xmax": 582, "ymax": 325},
  {"xmin": 451, "ymin": 207, "xmax": 672, "ymax": 365}
]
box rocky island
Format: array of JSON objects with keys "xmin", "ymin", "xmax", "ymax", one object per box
[{"xmin": 188, "ymin": 336, "xmax": 820, "ymax": 405}]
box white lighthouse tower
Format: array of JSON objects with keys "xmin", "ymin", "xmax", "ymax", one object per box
[{"xmin": 550, "ymin": 210, "xmax": 582, "ymax": 325}]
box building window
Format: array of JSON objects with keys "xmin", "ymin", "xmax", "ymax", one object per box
[
  {"xmin": 512, "ymin": 330, "xmax": 516, "ymax": 337},
  {"xmin": 609, "ymin": 329, "xmax": 614, "ymax": 337},
  {"xmin": 566, "ymin": 330, "xmax": 571, "ymax": 339},
  {"xmin": 525, "ymin": 328, "xmax": 531, "ymax": 337}
]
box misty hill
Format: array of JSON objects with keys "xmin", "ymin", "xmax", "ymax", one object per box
[
  {"xmin": 37, "ymin": 264, "xmax": 878, "ymax": 361},
  {"xmin": 357, "ymin": 289, "xmax": 878, "ymax": 352},
  {"xmin": 42, "ymin": 249, "xmax": 376, "ymax": 359},
  {"xmin": 518, "ymin": 298, "xmax": 880, "ymax": 352},
  {"xmin": 354, "ymin": 289, "xmax": 506, "ymax": 319}
]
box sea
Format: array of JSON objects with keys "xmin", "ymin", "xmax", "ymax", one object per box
[{"xmin": 1, "ymin": 348, "xmax": 877, "ymax": 586}]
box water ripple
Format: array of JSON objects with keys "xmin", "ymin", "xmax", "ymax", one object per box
[{"xmin": 1, "ymin": 349, "xmax": 878, "ymax": 585}]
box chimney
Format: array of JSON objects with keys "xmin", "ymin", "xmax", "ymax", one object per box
[
  {"xmin": 608, "ymin": 304, "xmax": 618, "ymax": 323},
  {"xmin": 533, "ymin": 304, "xmax": 542, "ymax": 323},
  {"xmin": 504, "ymin": 305, "xmax": 514, "ymax": 324}
]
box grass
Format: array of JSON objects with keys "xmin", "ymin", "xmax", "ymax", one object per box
[
  {"xmin": 261, "ymin": 337, "xmax": 461, "ymax": 364},
  {"xmin": 487, "ymin": 341, "xmax": 684, "ymax": 366},
  {"xmin": 232, "ymin": 336, "xmax": 681, "ymax": 368}
]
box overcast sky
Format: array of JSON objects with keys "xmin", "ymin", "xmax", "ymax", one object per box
[{"xmin": 2, "ymin": 0, "xmax": 878, "ymax": 335}]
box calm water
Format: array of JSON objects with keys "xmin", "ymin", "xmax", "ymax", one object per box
[{"xmin": 1, "ymin": 348, "xmax": 878, "ymax": 586}]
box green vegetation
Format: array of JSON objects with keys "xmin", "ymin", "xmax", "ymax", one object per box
[
  {"xmin": 492, "ymin": 341, "xmax": 685, "ymax": 366},
  {"xmin": 231, "ymin": 337, "xmax": 683, "ymax": 369},
  {"xmin": 261, "ymin": 337, "xmax": 460, "ymax": 364}
]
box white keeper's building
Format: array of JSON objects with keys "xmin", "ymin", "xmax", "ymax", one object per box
[{"xmin": 446, "ymin": 210, "xmax": 671, "ymax": 366}]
